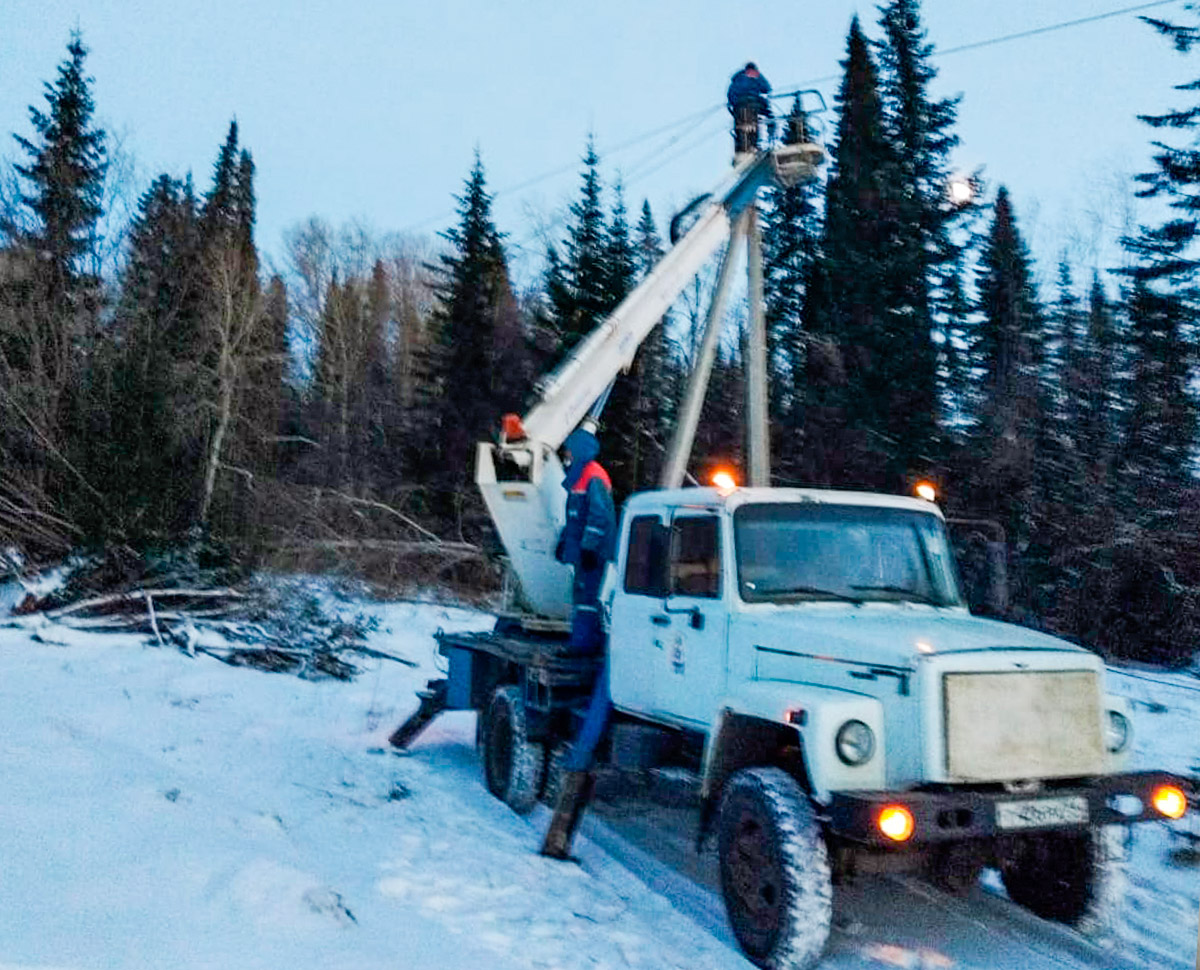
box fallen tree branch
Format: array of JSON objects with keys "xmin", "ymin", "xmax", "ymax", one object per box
[
  {"xmin": 145, "ymin": 591, "xmax": 164, "ymax": 647},
  {"xmin": 268, "ymin": 539, "xmax": 480, "ymax": 556},
  {"xmin": 44, "ymin": 588, "xmax": 244, "ymax": 620},
  {"xmin": 327, "ymin": 490, "xmax": 444, "ymax": 543}
]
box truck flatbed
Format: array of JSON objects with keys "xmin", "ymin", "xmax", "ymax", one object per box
[{"xmin": 435, "ymin": 627, "xmax": 601, "ymax": 688}]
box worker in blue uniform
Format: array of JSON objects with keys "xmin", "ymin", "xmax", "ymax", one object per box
[
  {"xmin": 555, "ymin": 427, "xmax": 616, "ymax": 655},
  {"xmin": 542, "ymin": 427, "xmax": 617, "ymax": 858},
  {"xmin": 727, "ymin": 62, "xmax": 773, "ymax": 153}
]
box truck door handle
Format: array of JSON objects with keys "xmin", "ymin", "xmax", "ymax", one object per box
[{"xmin": 651, "ymin": 614, "xmax": 670, "ymax": 627}]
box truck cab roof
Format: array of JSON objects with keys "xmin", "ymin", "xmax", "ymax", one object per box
[{"xmin": 625, "ymin": 486, "xmax": 945, "ymax": 519}]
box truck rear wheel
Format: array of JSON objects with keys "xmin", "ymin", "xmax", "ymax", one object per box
[
  {"xmin": 717, "ymin": 767, "xmax": 832, "ymax": 970},
  {"xmin": 481, "ymin": 685, "xmax": 544, "ymax": 815},
  {"xmin": 999, "ymin": 826, "xmax": 1126, "ymax": 931}
]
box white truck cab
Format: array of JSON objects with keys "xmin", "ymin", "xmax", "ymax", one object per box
[
  {"xmin": 595, "ymin": 485, "xmax": 1182, "ymax": 967},
  {"xmin": 609, "ymin": 486, "xmax": 1132, "ymax": 799}
]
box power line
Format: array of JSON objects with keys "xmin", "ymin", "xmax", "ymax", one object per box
[
  {"xmin": 399, "ymin": 105, "xmax": 723, "ymax": 234},
  {"xmin": 403, "ymin": 0, "xmax": 1181, "ymax": 235},
  {"xmin": 774, "ymin": 0, "xmax": 1182, "ymax": 97},
  {"xmin": 937, "ymin": 0, "xmax": 1180, "ymax": 58}
]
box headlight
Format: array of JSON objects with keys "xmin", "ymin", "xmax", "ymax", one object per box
[
  {"xmin": 1105, "ymin": 710, "xmax": 1130, "ymax": 753},
  {"xmin": 835, "ymin": 719, "xmax": 875, "ymax": 766}
]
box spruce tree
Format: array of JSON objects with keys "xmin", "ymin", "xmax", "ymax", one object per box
[
  {"xmin": 1076, "ymin": 275, "xmax": 1118, "ymax": 486},
  {"xmin": 812, "ymin": 17, "xmax": 913, "ymax": 488},
  {"xmin": 602, "ymin": 184, "xmax": 636, "ymax": 308},
  {"xmin": 426, "ymin": 152, "xmax": 522, "ymax": 501},
  {"xmin": 763, "ymin": 95, "xmax": 822, "ymax": 480},
  {"xmin": 971, "ymin": 187, "xmax": 1044, "ymax": 547},
  {"xmin": 11, "ymin": 31, "xmax": 108, "ymax": 287},
  {"xmin": 1032, "ymin": 262, "xmax": 1088, "ymax": 545},
  {"xmin": 1115, "ymin": 5, "xmax": 1200, "ymax": 499},
  {"xmin": 2, "ymin": 32, "xmax": 110, "ymax": 544},
  {"xmin": 632, "ymin": 200, "xmax": 675, "ymax": 485},
  {"xmin": 875, "ymin": 0, "xmax": 963, "ymax": 468},
  {"xmin": 1123, "ymin": 7, "xmax": 1200, "ymax": 287},
  {"xmin": 105, "ymin": 173, "xmax": 206, "ymax": 535},
  {"xmin": 594, "ymin": 184, "xmax": 642, "ymax": 497},
  {"xmin": 1116, "ymin": 282, "xmax": 1196, "ymax": 498},
  {"xmin": 552, "ymin": 138, "xmax": 609, "ymax": 353}
]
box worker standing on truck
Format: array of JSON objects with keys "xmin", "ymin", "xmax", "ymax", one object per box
[
  {"xmin": 727, "ymin": 62, "xmax": 773, "ymax": 154},
  {"xmin": 543, "ymin": 427, "xmax": 616, "ymax": 859},
  {"xmin": 555, "ymin": 428, "xmax": 616, "ymax": 655}
]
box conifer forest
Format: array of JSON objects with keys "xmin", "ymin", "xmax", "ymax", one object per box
[{"xmin": 4, "ymin": 3, "xmax": 1200, "ymax": 666}]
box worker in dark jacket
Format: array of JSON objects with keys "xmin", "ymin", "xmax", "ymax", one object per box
[
  {"xmin": 542, "ymin": 427, "xmax": 616, "ymax": 859},
  {"xmin": 727, "ymin": 62, "xmax": 773, "ymax": 153},
  {"xmin": 555, "ymin": 427, "xmax": 616, "ymax": 655}
]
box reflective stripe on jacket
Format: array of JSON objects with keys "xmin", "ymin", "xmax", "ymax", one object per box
[{"xmin": 559, "ymin": 460, "xmax": 616, "ymax": 568}]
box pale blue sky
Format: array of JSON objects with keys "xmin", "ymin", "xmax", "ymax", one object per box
[{"xmin": 1, "ymin": 1, "xmax": 1191, "ymax": 283}]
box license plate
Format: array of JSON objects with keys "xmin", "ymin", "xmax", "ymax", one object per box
[{"xmin": 996, "ymin": 796, "xmax": 1089, "ymax": 830}]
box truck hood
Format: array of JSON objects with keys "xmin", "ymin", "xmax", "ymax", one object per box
[{"xmin": 741, "ymin": 606, "xmax": 1088, "ymax": 669}]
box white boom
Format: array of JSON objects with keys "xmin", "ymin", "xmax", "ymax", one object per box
[{"xmin": 477, "ymin": 142, "xmax": 822, "ymax": 618}]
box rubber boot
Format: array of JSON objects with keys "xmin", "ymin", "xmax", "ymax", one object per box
[{"xmin": 539, "ymin": 770, "xmax": 595, "ymax": 860}]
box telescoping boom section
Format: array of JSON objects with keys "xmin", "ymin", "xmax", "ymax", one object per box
[{"xmin": 477, "ymin": 144, "xmax": 821, "ymax": 618}]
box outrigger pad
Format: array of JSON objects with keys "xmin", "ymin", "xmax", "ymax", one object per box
[
  {"xmin": 388, "ymin": 679, "xmax": 448, "ymax": 750},
  {"xmin": 539, "ymin": 770, "xmax": 595, "ymax": 860}
]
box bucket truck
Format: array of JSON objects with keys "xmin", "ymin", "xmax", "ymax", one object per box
[{"xmin": 390, "ymin": 122, "xmax": 1189, "ymax": 970}]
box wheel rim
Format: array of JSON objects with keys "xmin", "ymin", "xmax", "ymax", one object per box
[{"xmin": 727, "ymin": 809, "xmax": 783, "ymax": 933}]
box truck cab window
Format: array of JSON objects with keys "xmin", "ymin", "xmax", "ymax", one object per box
[
  {"xmin": 624, "ymin": 515, "xmax": 669, "ymax": 597},
  {"xmin": 670, "ymin": 516, "xmax": 721, "ymax": 598}
]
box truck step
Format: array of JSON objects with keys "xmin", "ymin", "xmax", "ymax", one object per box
[{"xmin": 388, "ymin": 679, "xmax": 448, "ymax": 750}]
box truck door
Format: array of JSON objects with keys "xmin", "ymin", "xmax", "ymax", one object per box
[
  {"xmin": 654, "ymin": 512, "xmax": 728, "ymax": 728},
  {"xmin": 608, "ymin": 512, "xmax": 670, "ymax": 716}
]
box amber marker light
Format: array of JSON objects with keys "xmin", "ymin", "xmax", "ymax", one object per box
[
  {"xmin": 1152, "ymin": 784, "xmax": 1188, "ymax": 820},
  {"xmin": 878, "ymin": 804, "xmax": 915, "ymax": 842},
  {"xmin": 711, "ymin": 469, "xmax": 738, "ymax": 494},
  {"xmin": 914, "ymin": 481, "xmax": 937, "ymax": 503}
]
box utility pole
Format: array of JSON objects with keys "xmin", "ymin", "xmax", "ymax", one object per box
[{"xmin": 745, "ymin": 204, "xmax": 770, "ymax": 487}]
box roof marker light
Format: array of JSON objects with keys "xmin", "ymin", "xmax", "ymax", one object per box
[
  {"xmin": 915, "ymin": 481, "xmax": 937, "ymax": 503},
  {"xmin": 712, "ymin": 469, "xmax": 738, "ymax": 494}
]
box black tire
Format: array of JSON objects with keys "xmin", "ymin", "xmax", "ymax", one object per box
[
  {"xmin": 481, "ymin": 685, "xmax": 544, "ymax": 815},
  {"xmin": 999, "ymin": 826, "xmax": 1125, "ymax": 930},
  {"xmin": 717, "ymin": 767, "xmax": 832, "ymax": 970}
]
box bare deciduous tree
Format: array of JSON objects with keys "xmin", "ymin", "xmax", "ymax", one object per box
[{"xmin": 198, "ymin": 243, "xmax": 263, "ymax": 525}]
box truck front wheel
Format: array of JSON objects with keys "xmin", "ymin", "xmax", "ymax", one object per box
[
  {"xmin": 717, "ymin": 767, "xmax": 832, "ymax": 970},
  {"xmin": 999, "ymin": 826, "xmax": 1126, "ymax": 931},
  {"xmin": 481, "ymin": 685, "xmax": 545, "ymax": 815}
]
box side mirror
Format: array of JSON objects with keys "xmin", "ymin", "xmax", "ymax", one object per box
[{"xmin": 948, "ymin": 520, "xmax": 1009, "ymax": 617}]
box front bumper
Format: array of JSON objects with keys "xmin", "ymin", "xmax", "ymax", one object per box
[{"xmin": 826, "ymin": 770, "xmax": 1189, "ymax": 848}]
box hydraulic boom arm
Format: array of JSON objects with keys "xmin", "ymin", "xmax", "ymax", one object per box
[
  {"xmin": 518, "ymin": 153, "xmax": 772, "ymax": 449},
  {"xmin": 478, "ymin": 143, "xmax": 820, "ymax": 618}
]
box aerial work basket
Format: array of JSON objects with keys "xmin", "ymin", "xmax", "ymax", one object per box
[{"xmin": 771, "ymin": 141, "xmax": 824, "ymax": 188}]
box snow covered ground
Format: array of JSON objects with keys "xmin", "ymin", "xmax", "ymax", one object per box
[{"xmin": 0, "ymin": 583, "xmax": 1196, "ymax": 970}]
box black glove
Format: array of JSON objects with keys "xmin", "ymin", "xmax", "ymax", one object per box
[
  {"xmin": 554, "ymin": 536, "xmax": 566, "ymax": 563},
  {"xmin": 580, "ymin": 548, "xmax": 599, "ymax": 572}
]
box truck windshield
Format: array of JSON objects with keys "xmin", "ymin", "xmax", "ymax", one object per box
[{"xmin": 734, "ymin": 503, "xmax": 964, "ymax": 607}]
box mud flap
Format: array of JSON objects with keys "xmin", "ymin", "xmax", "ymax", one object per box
[{"xmin": 540, "ymin": 770, "xmax": 595, "ymax": 860}]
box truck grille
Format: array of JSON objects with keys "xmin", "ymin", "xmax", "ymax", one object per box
[{"xmin": 943, "ymin": 670, "xmax": 1104, "ymax": 781}]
